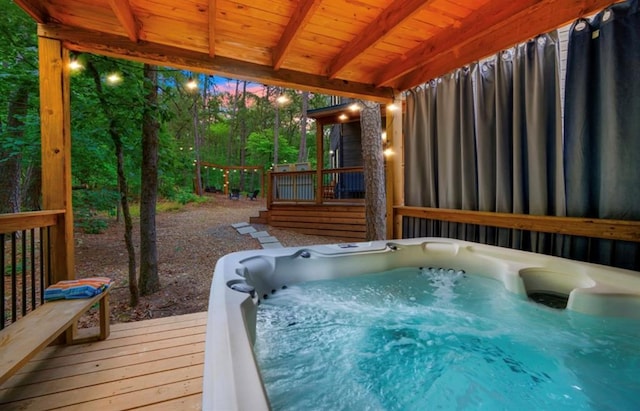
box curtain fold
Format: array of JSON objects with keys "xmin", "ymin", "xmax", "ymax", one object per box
[
  {"xmin": 563, "ymin": 0, "xmax": 640, "ymax": 268},
  {"xmin": 404, "ymin": 32, "xmax": 564, "ymax": 253}
]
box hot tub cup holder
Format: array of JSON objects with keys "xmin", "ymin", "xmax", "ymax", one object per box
[
  {"xmin": 227, "ymin": 279, "xmax": 256, "ymax": 298},
  {"xmin": 519, "ymin": 268, "xmax": 595, "ymax": 309}
]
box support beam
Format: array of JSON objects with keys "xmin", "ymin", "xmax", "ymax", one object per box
[
  {"xmin": 315, "ymin": 121, "xmax": 324, "ymax": 205},
  {"xmin": 38, "ymin": 36, "xmax": 74, "ymax": 282},
  {"xmin": 385, "ymin": 99, "xmax": 404, "ymax": 239},
  {"xmin": 13, "ymin": 0, "xmax": 49, "ymax": 23},
  {"xmin": 208, "ymin": 0, "xmax": 217, "ymax": 57},
  {"xmin": 327, "ymin": 0, "xmax": 432, "ymax": 79},
  {"xmin": 38, "ymin": 23, "xmax": 394, "ymax": 104},
  {"xmin": 377, "ymin": 0, "xmax": 615, "ymax": 88},
  {"xmin": 108, "ymin": 0, "xmax": 139, "ymax": 42},
  {"xmin": 273, "ymin": 0, "xmax": 321, "ymax": 70}
]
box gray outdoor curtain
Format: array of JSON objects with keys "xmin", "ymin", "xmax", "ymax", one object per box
[
  {"xmin": 563, "ymin": 0, "xmax": 640, "ymax": 269},
  {"xmin": 404, "ymin": 33, "xmax": 565, "ymax": 254}
]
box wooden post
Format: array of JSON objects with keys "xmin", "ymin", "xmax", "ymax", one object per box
[
  {"xmin": 385, "ymin": 97, "xmax": 403, "ymax": 240},
  {"xmin": 224, "ymin": 169, "xmax": 229, "ymax": 196},
  {"xmin": 38, "ymin": 35, "xmax": 74, "ymax": 283},
  {"xmin": 315, "ymin": 120, "xmax": 324, "ymax": 204},
  {"xmin": 260, "ymin": 168, "xmax": 265, "ymax": 199},
  {"xmin": 266, "ymin": 171, "xmax": 273, "ymax": 209}
]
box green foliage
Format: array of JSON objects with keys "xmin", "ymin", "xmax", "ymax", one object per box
[
  {"xmin": 173, "ymin": 189, "xmax": 202, "ymax": 205},
  {"xmin": 1, "ymin": 5, "xmax": 338, "ymax": 215},
  {"xmin": 73, "ymin": 188, "xmax": 119, "ymax": 234},
  {"xmin": 77, "ymin": 216, "xmax": 109, "ymax": 234}
]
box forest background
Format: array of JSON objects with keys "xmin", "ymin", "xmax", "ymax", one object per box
[{"xmin": 0, "ymin": 0, "xmax": 334, "ymax": 232}]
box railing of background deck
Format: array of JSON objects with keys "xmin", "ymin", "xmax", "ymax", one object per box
[{"xmin": 268, "ymin": 167, "xmax": 366, "ymax": 205}]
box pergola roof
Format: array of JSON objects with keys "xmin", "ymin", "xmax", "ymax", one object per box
[{"xmin": 17, "ymin": 0, "xmax": 614, "ymax": 102}]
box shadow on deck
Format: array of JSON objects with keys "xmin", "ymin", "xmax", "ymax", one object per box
[{"xmin": 0, "ymin": 312, "xmax": 207, "ymax": 410}]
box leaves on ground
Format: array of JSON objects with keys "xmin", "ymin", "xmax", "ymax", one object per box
[{"xmin": 75, "ymin": 194, "xmax": 344, "ymax": 327}]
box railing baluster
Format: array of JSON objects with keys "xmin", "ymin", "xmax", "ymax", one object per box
[
  {"xmin": 46, "ymin": 227, "xmax": 52, "ymax": 289},
  {"xmin": 11, "ymin": 232, "xmax": 17, "ymax": 323},
  {"xmin": 40, "ymin": 227, "xmax": 45, "ymax": 304},
  {"xmin": 31, "ymin": 228, "xmax": 36, "ymax": 311},
  {"xmin": 22, "ymin": 230, "xmax": 27, "ymax": 317},
  {"xmin": 0, "ymin": 211, "xmax": 64, "ymax": 326},
  {"xmin": 1, "ymin": 233, "xmax": 5, "ymax": 330}
]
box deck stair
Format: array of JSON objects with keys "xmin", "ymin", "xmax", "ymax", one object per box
[{"xmin": 250, "ymin": 204, "xmax": 366, "ymax": 241}]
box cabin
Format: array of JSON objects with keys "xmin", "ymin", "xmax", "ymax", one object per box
[
  {"xmin": 1, "ymin": 0, "xmax": 638, "ymax": 408},
  {"xmin": 250, "ymin": 98, "xmax": 390, "ymax": 241}
]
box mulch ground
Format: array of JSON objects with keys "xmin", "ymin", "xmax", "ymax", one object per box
[{"xmin": 75, "ymin": 194, "xmax": 345, "ymax": 326}]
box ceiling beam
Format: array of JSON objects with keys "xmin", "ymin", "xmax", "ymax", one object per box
[
  {"xmin": 14, "ymin": 0, "xmax": 49, "ymax": 23},
  {"xmin": 38, "ymin": 23, "xmax": 394, "ymax": 103},
  {"xmin": 272, "ymin": 0, "xmax": 321, "ymax": 70},
  {"xmin": 327, "ymin": 0, "xmax": 432, "ymax": 79},
  {"xmin": 208, "ymin": 0, "xmax": 217, "ymax": 57},
  {"xmin": 377, "ymin": 0, "xmax": 615, "ymax": 89},
  {"xmin": 394, "ymin": 0, "xmax": 616, "ymax": 90},
  {"xmin": 375, "ymin": 0, "xmax": 537, "ymax": 87},
  {"xmin": 108, "ymin": 0, "xmax": 139, "ymax": 42}
]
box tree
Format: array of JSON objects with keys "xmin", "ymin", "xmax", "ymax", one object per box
[
  {"xmin": 360, "ymin": 101, "xmax": 386, "ymax": 240},
  {"xmin": 138, "ymin": 64, "xmax": 161, "ymax": 296},
  {"xmin": 86, "ymin": 59, "xmax": 139, "ymax": 306},
  {"xmin": 0, "ymin": 83, "xmax": 29, "ymax": 213},
  {"xmin": 298, "ymin": 91, "xmax": 309, "ymax": 163},
  {"xmin": 0, "ymin": 1, "xmax": 40, "ymax": 213}
]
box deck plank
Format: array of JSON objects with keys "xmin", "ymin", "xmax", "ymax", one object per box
[
  {"xmin": 2, "ymin": 342, "xmax": 205, "ymax": 388},
  {"xmin": 16, "ymin": 331, "xmax": 205, "ymax": 374},
  {"xmin": 135, "ymin": 392, "xmax": 202, "ymax": 410},
  {"xmin": 56, "ymin": 378, "xmax": 203, "ymax": 411},
  {"xmin": 0, "ymin": 312, "xmax": 208, "ymax": 411}
]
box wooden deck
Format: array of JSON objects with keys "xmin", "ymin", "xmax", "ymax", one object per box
[
  {"xmin": 0, "ymin": 312, "xmax": 207, "ymax": 410},
  {"xmin": 251, "ymin": 203, "xmax": 366, "ymax": 241}
]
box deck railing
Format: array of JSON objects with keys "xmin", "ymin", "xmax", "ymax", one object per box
[
  {"xmin": 394, "ymin": 206, "xmax": 640, "ymax": 270},
  {"xmin": 267, "ymin": 167, "xmax": 366, "ymax": 207},
  {"xmin": 0, "ymin": 210, "xmax": 63, "ymax": 329}
]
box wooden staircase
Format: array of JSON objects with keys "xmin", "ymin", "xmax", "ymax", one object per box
[{"xmin": 250, "ymin": 204, "xmax": 366, "ymax": 241}]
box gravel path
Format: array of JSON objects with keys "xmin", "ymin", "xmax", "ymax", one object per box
[{"xmin": 75, "ymin": 194, "xmax": 345, "ymax": 324}]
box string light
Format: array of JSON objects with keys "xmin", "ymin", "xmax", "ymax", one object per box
[
  {"xmin": 338, "ymin": 114, "xmax": 348, "ymax": 121},
  {"xmin": 69, "ymin": 60, "xmax": 83, "ymax": 71},
  {"xmin": 386, "ymin": 103, "xmax": 398, "ymax": 111},
  {"xmin": 186, "ymin": 77, "xmax": 198, "ymax": 90},
  {"xmin": 349, "ymin": 103, "xmax": 361, "ymax": 112},
  {"xmin": 106, "ymin": 73, "xmax": 122, "ymax": 84}
]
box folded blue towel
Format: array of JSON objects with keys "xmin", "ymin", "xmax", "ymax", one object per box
[{"xmin": 44, "ymin": 277, "xmax": 112, "ymax": 302}]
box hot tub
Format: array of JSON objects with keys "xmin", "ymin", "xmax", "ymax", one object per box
[{"xmin": 202, "ymin": 238, "xmax": 640, "ymax": 410}]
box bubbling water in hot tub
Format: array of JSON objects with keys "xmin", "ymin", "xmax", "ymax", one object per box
[{"xmin": 254, "ymin": 266, "xmax": 640, "ymax": 411}]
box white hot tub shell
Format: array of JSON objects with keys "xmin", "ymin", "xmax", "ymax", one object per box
[{"xmin": 202, "ymin": 238, "xmax": 640, "ymax": 410}]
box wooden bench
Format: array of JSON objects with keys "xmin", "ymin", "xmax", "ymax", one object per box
[{"xmin": 0, "ymin": 288, "xmax": 110, "ymax": 386}]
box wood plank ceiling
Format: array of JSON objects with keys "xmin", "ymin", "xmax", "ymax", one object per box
[{"xmin": 15, "ymin": 0, "xmax": 615, "ymax": 102}]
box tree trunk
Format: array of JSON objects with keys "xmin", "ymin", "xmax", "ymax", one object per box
[
  {"xmin": 360, "ymin": 101, "xmax": 386, "ymax": 240},
  {"xmin": 226, "ymin": 79, "xmax": 240, "ymax": 166},
  {"xmin": 139, "ymin": 64, "xmax": 161, "ymax": 296},
  {"xmin": 87, "ymin": 62, "xmax": 139, "ymax": 306},
  {"xmin": 274, "ymin": 87, "xmax": 281, "ymax": 165},
  {"xmin": 298, "ymin": 91, "xmax": 309, "ymax": 163},
  {"xmin": 0, "ymin": 84, "xmax": 29, "ymax": 214},
  {"xmin": 23, "ymin": 162, "xmax": 42, "ymax": 211},
  {"xmin": 239, "ymin": 81, "xmax": 247, "ymax": 190},
  {"xmin": 192, "ymin": 75, "xmax": 203, "ymax": 196},
  {"xmin": 116, "ymin": 138, "xmax": 139, "ymax": 306}
]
